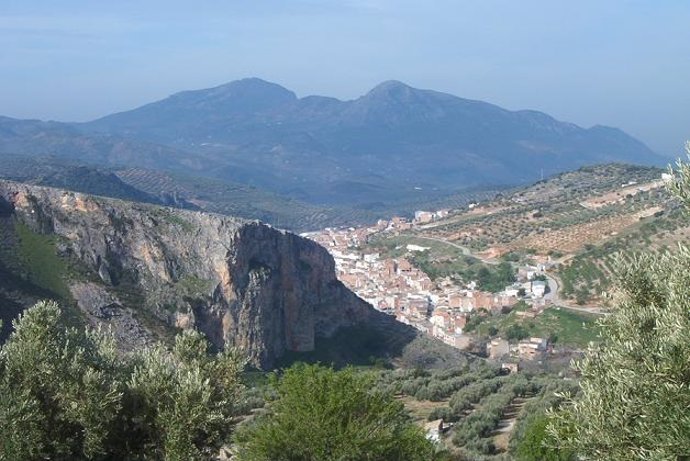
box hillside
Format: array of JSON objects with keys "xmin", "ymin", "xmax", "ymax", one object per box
[
  {"xmin": 368, "ymin": 163, "xmax": 682, "ymax": 306},
  {"xmin": 0, "ymin": 153, "xmax": 377, "ymax": 231},
  {"xmin": 0, "ymin": 180, "xmax": 469, "ymax": 369},
  {"xmin": 0, "ymin": 152, "xmax": 505, "ymax": 232},
  {"xmin": 0, "ymin": 116, "xmax": 201, "ymax": 171},
  {"xmin": 0, "ymin": 154, "xmax": 169, "ymax": 205}
]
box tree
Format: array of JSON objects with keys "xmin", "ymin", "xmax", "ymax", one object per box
[
  {"xmin": 476, "ymin": 262, "xmax": 517, "ymax": 293},
  {"xmin": 0, "ymin": 301, "xmax": 123, "ymax": 460},
  {"xmin": 125, "ymin": 328, "xmax": 245, "ymax": 460},
  {"xmin": 505, "ymin": 324, "xmax": 529, "ymax": 341},
  {"xmin": 0, "ymin": 301, "xmax": 245, "ymax": 461},
  {"xmin": 547, "ymin": 142, "xmax": 690, "ymax": 459},
  {"xmin": 234, "ymin": 363, "xmax": 436, "ymax": 461},
  {"xmin": 515, "ymin": 415, "xmax": 574, "ymax": 461}
]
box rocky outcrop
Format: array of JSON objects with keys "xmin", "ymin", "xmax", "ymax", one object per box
[{"xmin": 0, "ymin": 180, "xmax": 385, "ymax": 368}]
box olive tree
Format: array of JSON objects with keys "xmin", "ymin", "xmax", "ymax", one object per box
[
  {"xmin": 0, "ymin": 300, "xmax": 245, "ymax": 461},
  {"xmin": 0, "ymin": 301, "xmax": 123, "ymax": 460}
]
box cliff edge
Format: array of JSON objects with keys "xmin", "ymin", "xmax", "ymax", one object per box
[{"xmin": 0, "ymin": 180, "xmax": 402, "ymax": 368}]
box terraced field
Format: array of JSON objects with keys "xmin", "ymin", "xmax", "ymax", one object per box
[
  {"xmin": 556, "ymin": 205, "xmax": 690, "ymax": 304},
  {"xmin": 413, "ymin": 164, "xmax": 666, "ymax": 254},
  {"xmin": 509, "ymin": 205, "xmax": 664, "ymax": 254}
]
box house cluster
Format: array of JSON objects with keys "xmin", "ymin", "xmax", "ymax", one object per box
[
  {"xmin": 503, "ymin": 264, "xmax": 551, "ymax": 303},
  {"xmin": 399, "ymin": 287, "xmax": 521, "ymax": 350},
  {"xmin": 304, "ymin": 215, "xmax": 556, "ymax": 360},
  {"xmin": 413, "ymin": 209, "xmax": 450, "ymax": 224},
  {"xmin": 305, "ymin": 223, "xmax": 550, "ymax": 353},
  {"xmin": 488, "ymin": 336, "xmax": 551, "ymax": 361}
]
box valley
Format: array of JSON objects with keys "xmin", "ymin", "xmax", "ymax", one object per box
[
  {"xmin": 1, "ymin": 0, "xmax": 688, "ymax": 458},
  {"xmin": 0, "ymin": 67, "xmax": 681, "ymax": 461}
]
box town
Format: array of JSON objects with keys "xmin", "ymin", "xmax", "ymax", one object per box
[{"xmin": 304, "ymin": 210, "xmax": 556, "ymax": 364}]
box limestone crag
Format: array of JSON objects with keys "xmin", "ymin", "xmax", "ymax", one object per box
[{"xmin": 0, "ymin": 180, "xmax": 379, "ymax": 368}]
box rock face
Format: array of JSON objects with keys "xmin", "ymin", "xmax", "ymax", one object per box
[{"xmin": 0, "ymin": 180, "xmax": 380, "ymax": 368}]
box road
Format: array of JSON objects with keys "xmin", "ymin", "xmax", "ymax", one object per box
[
  {"xmin": 403, "ymin": 233, "xmax": 608, "ymax": 315},
  {"xmin": 544, "ymin": 271, "xmax": 609, "ymax": 315},
  {"xmin": 398, "ymin": 234, "xmax": 499, "ymax": 265}
]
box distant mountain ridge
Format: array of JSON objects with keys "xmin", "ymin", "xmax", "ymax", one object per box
[
  {"xmin": 0, "ymin": 116, "xmax": 202, "ymax": 171},
  {"xmin": 0, "ymin": 78, "xmax": 663, "ymax": 207}
]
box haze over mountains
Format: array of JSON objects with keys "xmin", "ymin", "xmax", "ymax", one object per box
[{"xmin": 0, "ymin": 78, "xmax": 661, "ymax": 209}]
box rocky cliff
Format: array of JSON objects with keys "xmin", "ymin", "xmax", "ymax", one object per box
[{"xmin": 0, "ymin": 180, "xmax": 394, "ymax": 368}]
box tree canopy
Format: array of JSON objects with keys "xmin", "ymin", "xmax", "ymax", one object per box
[
  {"xmin": 0, "ymin": 300, "xmax": 244, "ymax": 461},
  {"xmin": 234, "ymin": 363, "xmax": 436, "ymax": 461}
]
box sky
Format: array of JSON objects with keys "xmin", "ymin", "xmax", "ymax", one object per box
[{"xmin": 0, "ymin": 0, "xmax": 688, "ymax": 156}]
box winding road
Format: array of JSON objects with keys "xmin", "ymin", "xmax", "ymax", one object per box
[
  {"xmin": 543, "ymin": 271, "xmax": 609, "ymax": 315},
  {"xmin": 398, "ymin": 234, "xmax": 499, "ymax": 265},
  {"xmin": 401, "ymin": 233, "xmax": 608, "ymax": 315}
]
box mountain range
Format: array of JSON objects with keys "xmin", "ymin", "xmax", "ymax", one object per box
[{"xmin": 0, "ymin": 78, "xmax": 663, "ymax": 209}]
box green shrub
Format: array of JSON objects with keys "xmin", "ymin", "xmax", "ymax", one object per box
[
  {"xmin": 515, "ymin": 415, "xmax": 574, "ymax": 461},
  {"xmin": 234, "ymin": 363, "xmax": 436, "ymax": 461}
]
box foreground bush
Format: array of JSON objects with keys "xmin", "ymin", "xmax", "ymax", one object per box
[
  {"xmin": 234, "ymin": 363, "xmax": 436, "ymax": 461},
  {"xmin": 0, "ymin": 301, "xmax": 244, "ymax": 461}
]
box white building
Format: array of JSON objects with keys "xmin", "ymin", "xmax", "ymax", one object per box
[
  {"xmin": 531, "ymin": 280, "xmax": 547, "ymax": 297},
  {"xmin": 414, "ymin": 211, "xmax": 434, "ymax": 223},
  {"xmin": 406, "ymin": 244, "xmax": 430, "ymax": 252},
  {"xmin": 504, "ymin": 284, "xmax": 521, "ymax": 297},
  {"xmin": 363, "ymin": 253, "xmax": 380, "ymax": 263}
]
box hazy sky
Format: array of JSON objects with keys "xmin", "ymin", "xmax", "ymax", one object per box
[{"xmin": 1, "ymin": 0, "xmax": 688, "ymax": 155}]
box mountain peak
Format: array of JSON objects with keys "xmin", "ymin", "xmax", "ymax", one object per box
[
  {"xmin": 366, "ymin": 80, "xmax": 414, "ymax": 96},
  {"xmin": 181, "ymin": 78, "xmax": 297, "ymax": 106},
  {"xmin": 215, "ymin": 77, "xmax": 293, "ymax": 94},
  {"xmin": 360, "ymin": 80, "xmax": 458, "ymax": 107},
  {"xmin": 371, "ymin": 79, "xmax": 411, "ymax": 89}
]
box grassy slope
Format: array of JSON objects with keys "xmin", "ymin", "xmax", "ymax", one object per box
[
  {"xmin": 469, "ymin": 306, "xmax": 600, "ymax": 347},
  {"xmin": 365, "ymin": 234, "xmax": 514, "ymax": 290},
  {"xmin": 0, "ymin": 218, "xmax": 87, "ymax": 340},
  {"xmin": 13, "ymin": 221, "xmax": 72, "ymax": 300}
]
